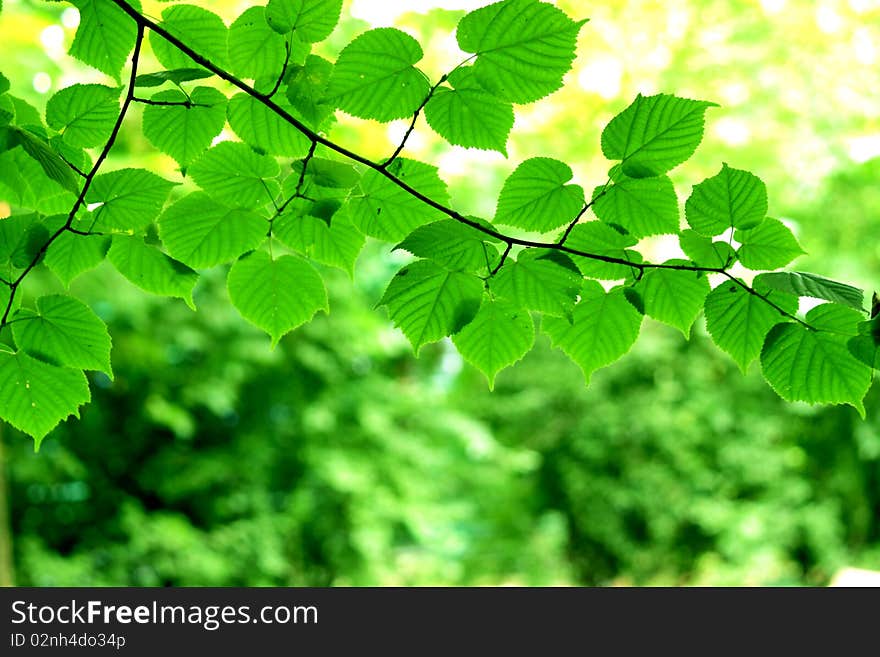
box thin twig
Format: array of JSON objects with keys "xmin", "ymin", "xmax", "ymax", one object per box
[
  {"xmin": 0, "ymin": 24, "xmax": 146, "ymax": 328},
  {"xmin": 101, "ymin": 1, "xmax": 822, "ymax": 335}
]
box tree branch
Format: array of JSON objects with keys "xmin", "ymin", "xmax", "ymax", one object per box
[
  {"xmin": 101, "ymin": 0, "xmax": 818, "ymax": 335},
  {"xmin": 0, "ymin": 24, "xmax": 145, "ymax": 329}
]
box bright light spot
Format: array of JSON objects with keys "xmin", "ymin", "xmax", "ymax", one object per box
[
  {"xmin": 719, "ymin": 81, "xmax": 750, "ymax": 106},
  {"xmin": 666, "ymin": 7, "xmax": 690, "ymax": 40},
  {"xmin": 212, "ymin": 130, "xmax": 234, "ymax": 146},
  {"xmin": 87, "ymin": 202, "xmax": 104, "ymax": 212},
  {"xmin": 32, "ymin": 72, "xmax": 52, "ymax": 94},
  {"xmin": 640, "ymin": 235, "xmax": 685, "ymax": 262},
  {"xmin": 350, "ymin": 0, "xmax": 488, "ymax": 27},
  {"xmin": 386, "ymin": 120, "xmax": 426, "ymax": 153},
  {"xmin": 760, "ymin": 0, "xmax": 787, "ymax": 13},
  {"xmin": 845, "ymin": 134, "xmax": 880, "ymax": 163},
  {"xmin": 41, "ymin": 25, "xmax": 65, "ymax": 50},
  {"xmin": 714, "ymin": 118, "xmax": 750, "ymax": 146},
  {"xmin": 852, "ymin": 28, "xmax": 876, "ymax": 65},
  {"xmin": 816, "ymin": 5, "xmax": 843, "ymax": 34},
  {"xmin": 61, "ymin": 7, "xmax": 81, "ymax": 29},
  {"xmin": 848, "ymin": 0, "xmax": 878, "ymax": 13},
  {"xmin": 647, "ymin": 45, "xmax": 671, "ymax": 70},
  {"xmin": 578, "ymin": 58, "xmax": 622, "ymax": 99}
]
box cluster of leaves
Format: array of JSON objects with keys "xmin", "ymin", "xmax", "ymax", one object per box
[{"xmin": 0, "ymin": 0, "xmax": 877, "ymax": 446}]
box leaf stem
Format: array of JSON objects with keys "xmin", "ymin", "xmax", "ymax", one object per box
[{"xmin": 0, "ymin": 23, "xmax": 145, "ymax": 329}]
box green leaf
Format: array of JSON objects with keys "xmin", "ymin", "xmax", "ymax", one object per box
[
  {"xmin": 564, "ymin": 221, "xmax": 642, "ymax": 280},
  {"xmin": 227, "ymin": 93, "xmax": 311, "ymax": 158},
  {"xmin": 326, "ymin": 28, "xmax": 430, "ymax": 122},
  {"xmin": 424, "ymin": 67, "xmax": 514, "ymax": 155},
  {"xmin": 757, "ymin": 271, "xmax": 864, "ymax": 311},
  {"xmin": 265, "ymin": 0, "xmax": 343, "ymax": 41},
  {"xmin": 292, "ymin": 158, "xmax": 359, "ymax": 190},
  {"xmin": 686, "ymin": 163, "xmax": 768, "ymax": 235},
  {"xmin": 227, "ymin": 251, "xmax": 328, "ymax": 345},
  {"xmin": 141, "ymin": 87, "xmax": 227, "ymax": 167},
  {"xmin": 150, "ymin": 4, "xmax": 229, "ymax": 71},
  {"xmin": 456, "ymin": 0, "xmax": 586, "ymax": 104},
  {"xmin": 704, "ymin": 278, "xmax": 799, "ymax": 372},
  {"xmin": 544, "ymin": 281, "xmax": 643, "ymax": 384},
  {"xmin": 45, "ymin": 84, "xmax": 120, "ymax": 148},
  {"xmin": 86, "ymin": 168, "xmax": 178, "ymax": 231},
  {"xmin": 10, "ymin": 223, "xmax": 50, "ymax": 270},
  {"xmin": 848, "ymin": 317, "xmax": 880, "ymax": 371},
  {"xmin": 284, "ymin": 55, "xmax": 335, "ymax": 129},
  {"xmin": 8, "ymin": 95, "xmax": 42, "ymax": 127},
  {"xmin": 592, "ymin": 174, "xmax": 679, "ymax": 238},
  {"xmin": 761, "ymin": 304, "xmax": 872, "ymax": 416},
  {"xmin": 44, "ymin": 231, "xmax": 110, "ymax": 287},
  {"xmin": 453, "ymin": 296, "xmax": 535, "ymax": 389},
  {"xmin": 158, "ymin": 192, "xmax": 267, "ymax": 269},
  {"xmin": 228, "ymin": 7, "xmax": 288, "ymax": 80},
  {"xmin": 273, "ymin": 209, "xmax": 364, "ymax": 276},
  {"xmin": 491, "ymin": 250, "xmax": 581, "ymax": 318},
  {"xmin": 637, "ymin": 262, "xmax": 710, "ymax": 337},
  {"xmin": 0, "ymin": 349, "xmax": 90, "ymax": 447},
  {"xmin": 0, "ymin": 148, "xmax": 75, "ymax": 214},
  {"xmin": 0, "ymin": 72, "xmax": 8, "ymax": 95},
  {"xmin": 7, "ymin": 127, "xmax": 79, "ymax": 193},
  {"xmin": 188, "ymin": 141, "xmax": 280, "ymax": 208},
  {"xmin": 397, "ymin": 219, "xmax": 500, "ymax": 272},
  {"xmin": 601, "ymin": 93, "xmax": 717, "ymax": 178},
  {"xmin": 494, "ymin": 158, "xmax": 584, "ymax": 233},
  {"xmin": 0, "ymin": 213, "xmax": 36, "ymax": 265},
  {"xmin": 70, "ymin": 0, "xmax": 139, "ymax": 80},
  {"xmin": 379, "ymin": 259, "xmax": 483, "ymax": 354},
  {"xmin": 736, "ymin": 217, "xmax": 805, "ymax": 270},
  {"xmin": 12, "ymin": 295, "xmax": 112, "ymax": 377},
  {"xmin": 348, "ymin": 158, "xmax": 449, "ymax": 241},
  {"xmin": 679, "ymin": 229, "xmax": 736, "ymax": 268},
  {"xmin": 107, "ymin": 235, "xmax": 198, "ymax": 308},
  {"xmin": 134, "ymin": 68, "xmax": 214, "ymax": 88}
]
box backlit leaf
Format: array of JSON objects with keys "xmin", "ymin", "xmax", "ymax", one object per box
[
  {"xmin": 704, "ymin": 278, "xmax": 799, "ymax": 372},
  {"xmin": 0, "ymin": 349, "xmax": 90, "ymax": 447},
  {"xmin": 70, "ymin": 0, "xmax": 139, "ymax": 80},
  {"xmin": 85, "ymin": 168, "xmax": 178, "ymax": 232},
  {"xmin": 761, "ymin": 303, "xmax": 872, "ymax": 416},
  {"xmin": 686, "ymin": 164, "xmax": 768, "ymax": 235},
  {"xmin": 379, "ymin": 259, "xmax": 483, "ymax": 353},
  {"xmin": 227, "ymin": 250, "xmax": 328, "ymax": 345},
  {"xmin": 150, "ymin": 4, "xmax": 229, "ymax": 71},
  {"xmin": 544, "ymin": 281, "xmax": 643, "ymax": 384},
  {"xmin": 491, "ymin": 250, "xmax": 581, "ymax": 318},
  {"xmin": 265, "ymin": 0, "xmax": 343, "ymax": 42},
  {"xmin": 45, "ymin": 84, "xmax": 120, "ymax": 149},
  {"xmin": 158, "ymin": 192, "xmax": 267, "ymax": 268},
  {"xmin": 453, "ymin": 296, "xmax": 535, "ymax": 389},
  {"xmin": 107, "ymin": 235, "xmax": 198, "ymax": 308},
  {"xmin": 735, "ymin": 217, "xmax": 805, "ymax": 270},
  {"xmin": 12, "ymin": 295, "xmax": 112, "ymax": 376},
  {"xmin": 494, "ymin": 158, "xmax": 584, "ymax": 233},
  {"xmin": 348, "ymin": 158, "xmax": 449, "ymax": 241},
  {"xmin": 141, "ymin": 87, "xmax": 227, "ymax": 167},
  {"xmin": 457, "ymin": 0, "xmax": 586, "ymax": 104},
  {"xmin": 601, "ymin": 93, "xmax": 716, "ymax": 178},
  {"xmin": 424, "ymin": 67, "xmax": 514, "ymax": 155},
  {"xmin": 326, "ymin": 28, "xmax": 429, "ymax": 122},
  {"xmin": 188, "ymin": 141, "xmax": 280, "ymax": 208}
]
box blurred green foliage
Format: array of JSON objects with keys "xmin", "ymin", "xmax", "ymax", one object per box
[{"xmin": 1, "ymin": 0, "xmax": 878, "ymax": 585}]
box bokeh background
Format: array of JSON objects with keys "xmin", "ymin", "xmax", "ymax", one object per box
[{"xmin": 0, "ymin": 0, "xmax": 878, "ymax": 586}]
